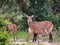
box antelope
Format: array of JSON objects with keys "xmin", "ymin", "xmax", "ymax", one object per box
[
  {"xmin": 26, "ymin": 15, "xmax": 53, "ymax": 42},
  {"xmin": 6, "ymin": 19, "xmax": 18, "ymax": 40},
  {"xmin": 6, "ymin": 24, "xmax": 18, "ymax": 40}
]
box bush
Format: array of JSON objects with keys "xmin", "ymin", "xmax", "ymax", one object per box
[
  {"xmin": 0, "ymin": 31, "xmax": 9, "ymax": 45},
  {"xmin": 56, "ymin": 27, "xmax": 60, "ymax": 36}
]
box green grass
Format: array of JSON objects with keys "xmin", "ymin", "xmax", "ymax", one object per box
[
  {"xmin": 10, "ymin": 43, "xmax": 44, "ymax": 45},
  {"xmin": 8, "ymin": 31, "xmax": 28, "ymax": 39},
  {"xmin": 18, "ymin": 31, "xmax": 28, "ymax": 39},
  {"xmin": 8, "ymin": 31, "xmax": 60, "ymax": 42},
  {"xmin": 8, "ymin": 31, "xmax": 60, "ymax": 45},
  {"xmin": 21, "ymin": 43, "xmax": 26, "ymax": 45}
]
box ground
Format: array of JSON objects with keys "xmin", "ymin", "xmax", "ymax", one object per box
[{"xmin": 9, "ymin": 39, "xmax": 59, "ymax": 45}]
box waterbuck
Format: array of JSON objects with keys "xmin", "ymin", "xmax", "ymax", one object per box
[
  {"xmin": 26, "ymin": 15, "xmax": 53, "ymax": 42},
  {"xmin": 6, "ymin": 24, "xmax": 18, "ymax": 40}
]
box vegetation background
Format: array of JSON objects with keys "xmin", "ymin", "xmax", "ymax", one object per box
[{"xmin": 0, "ymin": 0, "xmax": 60, "ymax": 45}]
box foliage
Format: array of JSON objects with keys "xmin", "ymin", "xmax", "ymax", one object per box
[
  {"xmin": 0, "ymin": 31, "xmax": 9, "ymax": 45},
  {"xmin": 0, "ymin": 0, "xmax": 60, "ymax": 35},
  {"xmin": 45, "ymin": 14, "xmax": 60, "ymax": 27},
  {"xmin": 0, "ymin": 16, "xmax": 11, "ymax": 45},
  {"xmin": 0, "ymin": 17, "xmax": 6, "ymax": 28},
  {"xmin": 56, "ymin": 27, "xmax": 60, "ymax": 36}
]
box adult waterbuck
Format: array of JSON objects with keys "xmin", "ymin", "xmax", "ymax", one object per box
[{"xmin": 26, "ymin": 15, "xmax": 53, "ymax": 42}]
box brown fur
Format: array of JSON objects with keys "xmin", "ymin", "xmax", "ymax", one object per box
[
  {"xmin": 6, "ymin": 24, "xmax": 18, "ymax": 40},
  {"xmin": 26, "ymin": 15, "xmax": 53, "ymax": 42}
]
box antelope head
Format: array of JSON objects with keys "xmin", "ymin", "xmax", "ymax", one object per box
[{"xmin": 25, "ymin": 15, "xmax": 34, "ymax": 24}]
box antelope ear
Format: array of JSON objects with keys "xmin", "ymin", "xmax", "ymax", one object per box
[{"xmin": 31, "ymin": 15, "xmax": 34, "ymax": 17}]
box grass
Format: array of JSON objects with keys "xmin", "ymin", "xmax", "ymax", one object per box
[
  {"xmin": 21, "ymin": 43, "xmax": 26, "ymax": 45},
  {"xmin": 52, "ymin": 31, "xmax": 60, "ymax": 42},
  {"xmin": 8, "ymin": 31, "xmax": 60, "ymax": 45},
  {"xmin": 8, "ymin": 31, "xmax": 28, "ymax": 40},
  {"xmin": 18, "ymin": 31, "xmax": 28, "ymax": 39},
  {"xmin": 9, "ymin": 31, "xmax": 60, "ymax": 41},
  {"xmin": 10, "ymin": 43, "xmax": 44, "ymax": 45},
  {"xmin": 17, "ymin": 31, "xmax": 34, "ymax": 41}
]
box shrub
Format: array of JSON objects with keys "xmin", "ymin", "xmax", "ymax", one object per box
[
  {"xmin": 0, "ymin": 31, "xmax": 9, "ymax": 45},
  {"xmin": 56, "ymin": 27, "xmax": 60, "ymax": 36}
]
